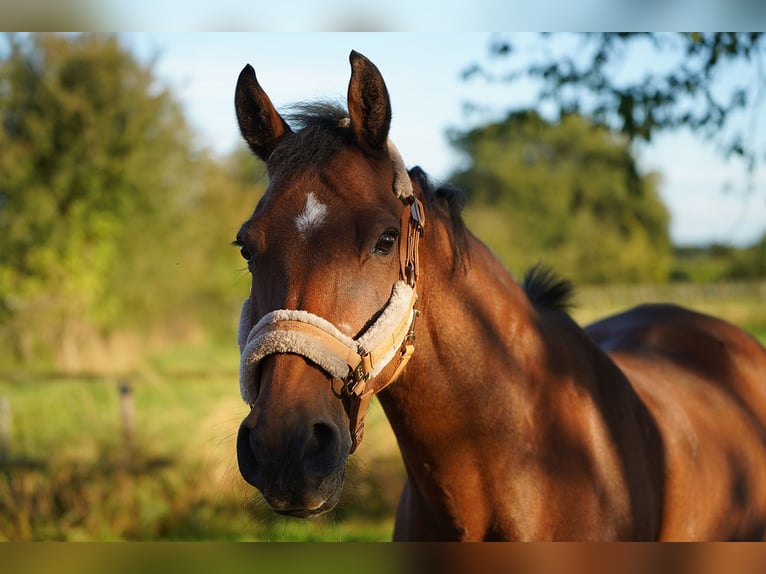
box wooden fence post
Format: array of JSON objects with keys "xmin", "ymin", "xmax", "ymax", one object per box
[
  {"xmin": 117, "ymin": 380, "xmax": 135, "ymax": 456},
  {"xmin": 0, "ymin": 396, "xmax": 9, "ymax": 463}
]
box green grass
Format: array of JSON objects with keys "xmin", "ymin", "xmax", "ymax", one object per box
[
  {"xmin": 1, "ymin": 281, "xmax": 764, "ymax": 540},
  {"xmin": 572, "ymin": 281, "xmax": 766, "ymax": 343},
  {"xmin": 0, "ymin": 348, "xmax": 404, "ymax": 541}
]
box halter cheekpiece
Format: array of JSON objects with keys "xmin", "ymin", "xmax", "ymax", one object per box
[{"xmin": 239, "ymin": 142, "xmax": 425, "ymax": 453}]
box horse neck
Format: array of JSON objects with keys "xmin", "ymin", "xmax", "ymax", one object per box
[
  {"xmin": 375, "ymin": 209, "xmax": 653, "ymax": 539},
  {"xmin": 379, "ymin": 219, "xmax": 548, "ymax": 456}
]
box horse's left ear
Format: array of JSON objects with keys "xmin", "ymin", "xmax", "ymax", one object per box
[{"xmin": 347, "ymin": 51, "xmax": 391, "ymax": 151}]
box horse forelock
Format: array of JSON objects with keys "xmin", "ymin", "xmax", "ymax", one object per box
[
  {"xmin": 266, "ymin": 102, "xmax": 412, "ymax": 198},
  {"xmin": 261, "ymin": 101, "xmax": 469, "ymax": 274},
  {"xmin": 265, "ymin": 102, "xmax": 348, "ymax": 183}
]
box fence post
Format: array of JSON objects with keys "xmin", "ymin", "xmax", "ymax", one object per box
[
  {"xmin": 0, "ymin": 396, "xmax": 9, "ymax": 463},
  {"xmin": 117, "ymin": 380, "xmax": 135, "ymax": 456}
]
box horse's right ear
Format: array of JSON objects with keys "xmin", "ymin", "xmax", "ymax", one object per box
[
  {"xmin": 235, "ymin": 64, "xmax": 292, "ymax": 162},
  {"xmin": 347, "ymin": 50, "xmax": 391, "ymax": 151}
]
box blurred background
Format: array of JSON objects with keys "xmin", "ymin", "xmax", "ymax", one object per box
[{"xmin": 0, "ymin": 32, "xmax": 765, "ymax": 541}]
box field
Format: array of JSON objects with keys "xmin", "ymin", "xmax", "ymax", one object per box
[
  {"xmin": 1, "ymin": 282, "xmax": 764, "ymax": 541},
  {"xmin": 0, "ymin": 343, "xmax": 403, "ymax": 541}
]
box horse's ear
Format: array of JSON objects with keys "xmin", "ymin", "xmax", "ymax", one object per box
[
  {"xmin": 235, "ymin": 64, "xmax": 292, "ymax": 161},
  {"xmin": 347, "ymin": 50, "xmax": 391, "ymax": 151}
]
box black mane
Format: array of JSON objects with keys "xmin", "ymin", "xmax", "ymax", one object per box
[
  {"xmin": 267, "ymin": 101, "xmax": 350, "ymax": 180},
  {"xmin": 409, "ymin": 167, "xmax": 470, "ymax": 275},
  {"xmin": 522, "ymin": 264, "xmax": 575, "ymax": 313}
]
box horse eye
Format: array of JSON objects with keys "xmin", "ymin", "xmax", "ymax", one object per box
[
  {"xmin": 234, "ymin": 241, "xmax": 252, "ymax": 262},
  {"xmin": 372, "ymin": 231, "xmax": 398, "ymax": 255}
]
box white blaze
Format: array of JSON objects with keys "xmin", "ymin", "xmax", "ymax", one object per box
[{"xmin": 294, "ymin": 193, "xmax": 328, "ymax": 239}]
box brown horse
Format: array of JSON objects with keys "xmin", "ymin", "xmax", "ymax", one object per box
[{"xmin": 233, "ymin": 50, "xmax": 766, "ymax": 540}]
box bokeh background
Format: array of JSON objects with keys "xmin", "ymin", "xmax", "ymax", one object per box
[{"xmin": 1, "ymin": 31, "xmax": 765, "ymax": 541}]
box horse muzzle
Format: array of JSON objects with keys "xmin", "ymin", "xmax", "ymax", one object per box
[{"xmin": 236, "ymin": 407, "xmax": 347, "ymax": 517}]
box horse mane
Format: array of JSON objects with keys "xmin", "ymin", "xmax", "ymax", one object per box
[
  {"xmin": 410, "ymin": 165, "xmax": 574, "ymax": 311},
  {"xmin": 522, "ymin": 264, "xmax": 576, "ymax": 313},
  {"xmin": 408, "ymin": 166, "xmax": 470, "ymax": 276}
]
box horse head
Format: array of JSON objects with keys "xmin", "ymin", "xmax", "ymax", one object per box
[{"xmin": 234, "ymin": 51, "xmax": 422, "ymax": 517}]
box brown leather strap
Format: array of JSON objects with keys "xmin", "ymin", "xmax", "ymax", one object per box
[
  {"xmin": 344, "ymin": 197, "xmax": 423, "ymax": 450},
  {"xmin": 399, "ymin": 197, "xmax": 425, "ymax": 287},
  {"xmin": 340, "ymin": 295, "xmax": 419, "ymax": 449},
  {"xmin": 331, "ymin": 196, "xmax": 425, "ymax": 451},
  {"xmin": 244, "ymin": 194, "xmax": 425, "ymax": 453}
]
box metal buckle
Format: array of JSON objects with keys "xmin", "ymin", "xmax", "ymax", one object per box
[
  {"xmin": 404, "ymin": 299, "xmax": 420, "ymax": 346},
  {"xmin": 411, "ymin": 199, "xmax": 424, "ymax": 229},
  {"xmin": 344, "ymin": 360, "xmax": 370, "ymax": 396},
  {"xmin": 404, "ymin": 263, "xmax": 416, "ymax": 286}
]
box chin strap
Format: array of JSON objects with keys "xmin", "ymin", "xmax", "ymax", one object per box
[{"xmin": 240, "ymin": 196, "xmax": 425, "ymax": 453}]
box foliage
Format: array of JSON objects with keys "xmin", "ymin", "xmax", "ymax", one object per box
[
  {"xmin": 0, "ymin": 34, "xmax": 264, "ymax": 370},
  {"xmin": 465, "ymin": 33, "xmax": 766, "ymax": 182},
  {"xmin": 0, "ymin": 33, "xmax": 182, "ymax": 366},
  {"xmin": 1, "ymin": 32, "xmax": 760, "ymax": 374},
  {"xmin": 670, "ymin": 235, "xmax": 766, "ymax": 283},
  {"xmin": 450, "ymin": 110, "xmax": 672, "ymax": 284}
]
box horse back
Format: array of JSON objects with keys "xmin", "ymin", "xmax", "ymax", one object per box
[{"xmin": 586, "ymin": 303, "xmax": 766, "ymax": 540}]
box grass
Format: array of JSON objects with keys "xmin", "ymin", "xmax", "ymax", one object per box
[
  {"xmin": 572, "ymin": 281, "xmax": 766, "ymax": 342},
  {"xmin": 1, "ymin": 282, "xmax": 764, "ymax": 540},
  {"xmin": 0, "ymin": 344, "xmax": 404, "ymax": 541}
]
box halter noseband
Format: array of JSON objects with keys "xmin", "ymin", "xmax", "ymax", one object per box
[{"xmin": 238, "ymin": 148, "xmax": 425, "ymax": 453}]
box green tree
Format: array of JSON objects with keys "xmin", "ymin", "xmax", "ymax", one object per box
[
  {"xmin": 451, "ymin": 110, "xmax": 671, "ymax": 284},
  {"xmin": 465, "ymin": 33, "xmax": 766, "ymax": 191},
  {"xmin": 160, "ymin": 146, "xmax": 268, "ymax": 340},
  {"xmin": 671, "ymin": 234, "xmax": 766, "ymax": 282},
  {"xmin": 0, "ymin": 34, "xmax": 269, "ymax": 370},
  {"xmin": 0, "ymin": 33, "xmax": 198, "ymax": 368}
]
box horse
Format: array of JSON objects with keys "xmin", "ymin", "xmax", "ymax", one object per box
[{"xmin": 233, "ymin": 50, "xmax": 766, "ymax": 540}]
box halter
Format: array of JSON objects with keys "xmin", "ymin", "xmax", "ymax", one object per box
[{"xmin": 239, "ymin": 143, "xmax": 425, "ymax": 453}]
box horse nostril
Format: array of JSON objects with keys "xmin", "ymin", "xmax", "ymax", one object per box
[
  {"xmin": 236, "ymin": 422, "xmax": 262, "ymax": 488},
  {"xmin": 303, "ymin": 421, "xmax": 341, "ymax": 479}
]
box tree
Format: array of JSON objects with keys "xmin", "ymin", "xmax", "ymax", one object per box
[
  {"xmin": 450, "ymin": 110, "xmax": 671, "ymax": 284},
  {"xmin": 0, "ymin": 33, "xmax": 193, "ymax": 368},
  {"xmin": 0, "ymin": 33, "xmax": 270, "ymax": 371},
  {"xmin": 671, "ymin": 234, "xmax": 766, "ymax": 282},
  {"xmin": 464, "ymin": 33, "xmax": 766, "ymax": 191}
]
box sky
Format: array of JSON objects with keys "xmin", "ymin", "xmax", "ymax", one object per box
[
  {"xmin": 121, "ymin": 33, "xmax": 766, "ymax": 247},
  {"xmin": 6, "ymin": 0, "xmax": 766, "ymax": 31}
]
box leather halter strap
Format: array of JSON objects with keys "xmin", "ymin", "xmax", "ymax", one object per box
[{"xmin": 240, "ymin": 195, "xmax": 425, "ymax": 453}]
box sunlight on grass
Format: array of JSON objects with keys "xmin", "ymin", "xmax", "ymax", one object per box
[
  {"xmin": 0, "ymin": 345, "xmax": 403, "ymax": 541},
  {"xmin": 1, "ymin": 282, "xmax": 763, "ymax": 540}
]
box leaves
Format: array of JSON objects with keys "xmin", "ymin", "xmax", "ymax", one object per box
[
  {"xmin": 0, "ymin": 34, "xmax": 266, "ymax": 369},
  {"xmin": 467, "ymin": 33, "xmax": 766, "ymax": 178},
  {"xmin": 450, "ymin": 111, "xmax": 672, "ymax": 284}
]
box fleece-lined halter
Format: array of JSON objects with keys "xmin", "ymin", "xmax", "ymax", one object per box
[{"xmin": 238, "ymin": 140, "xmax": 425, "ymax": 453}]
